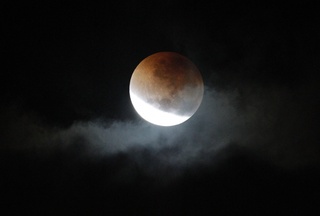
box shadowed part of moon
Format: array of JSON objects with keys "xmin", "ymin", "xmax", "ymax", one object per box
[{"xmin": 130, "ymin": 52, "xmax": 204, "ymax": 126}]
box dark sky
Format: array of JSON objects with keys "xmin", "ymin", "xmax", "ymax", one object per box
[{"xmin": 1, "ymin": 1, "xmax": 320, "ymax": 215}]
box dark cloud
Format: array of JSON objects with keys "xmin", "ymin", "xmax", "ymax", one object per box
[
  {"xmin": 1, "ymin": 81, "xmax": 319, "ymax": 215},
  {"xmin": 2, "ymin": 80, "xmax": 319, "ymax": 171}
]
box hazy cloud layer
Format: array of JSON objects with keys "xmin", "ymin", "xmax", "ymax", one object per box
[{"xmin": 2, "ymin": 83, "xmax": 319, "ymax": 177}]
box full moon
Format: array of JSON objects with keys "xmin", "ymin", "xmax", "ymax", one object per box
[{"xmin": 129, "ymin": 52, "xmax": 204, "ymax": 126}]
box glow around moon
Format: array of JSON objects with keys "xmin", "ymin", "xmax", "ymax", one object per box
[{"xmin": 129, "ymin": 52, "xmax": 204, "ymax": 126}]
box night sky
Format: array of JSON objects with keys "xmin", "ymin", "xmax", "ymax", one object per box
[{"xmin": 2, "ymin": 1, "xmax": 320, "ymax": 215}]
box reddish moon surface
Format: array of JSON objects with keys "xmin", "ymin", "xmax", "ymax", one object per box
[{"xmin": 129, "ymin": 52, "xmax": 204, "ymax": 126}]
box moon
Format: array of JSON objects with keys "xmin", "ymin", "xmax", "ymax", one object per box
[{"xmin": 129, "ymin": 52, "xmax": 204, "ymax": 126}]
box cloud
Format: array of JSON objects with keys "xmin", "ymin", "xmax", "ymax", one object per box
[{"xmin": 1, "ymin": 82, "xmax": 319, "ymax": 181}]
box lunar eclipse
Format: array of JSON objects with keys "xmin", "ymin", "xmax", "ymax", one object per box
[
  {"xmin": 2, "ymin": 1, "xmax": 319, "ymax": 215},
  {"xmin": 129, "ymin": 52, "xmax": 204, "ymax": 126}
]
